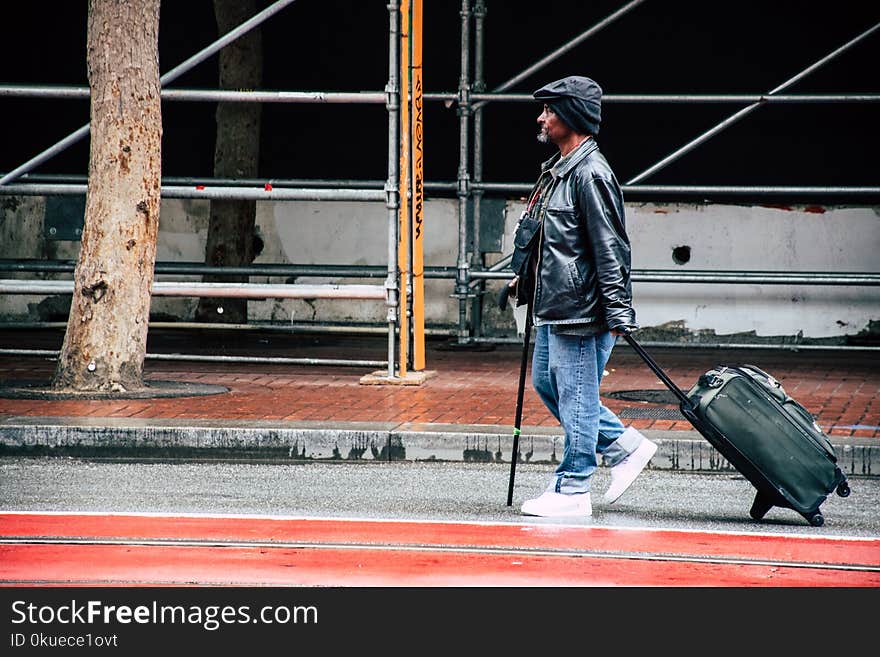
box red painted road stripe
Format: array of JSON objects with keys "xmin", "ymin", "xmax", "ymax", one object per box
[
  {"xmin": 2, "ymin": 543, "xmax": 878, "ymax": 587},
  {"xmin": 2, "ymin": 513, "xmax": 878, "ymax": 568}
]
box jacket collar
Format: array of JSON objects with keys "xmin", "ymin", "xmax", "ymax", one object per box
[{"xmin": 541, "ymin": 137, "xmax": 599, "ymax": 179}]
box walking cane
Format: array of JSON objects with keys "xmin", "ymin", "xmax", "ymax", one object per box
[{"xmin": 506, "ymin": 302, "xmax": 533, "ymax": 506}]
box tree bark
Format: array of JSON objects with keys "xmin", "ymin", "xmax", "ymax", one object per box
[
  {"xmin": 195, "ymin": 0, "xmax": 263, "ymax": 324},
  {"xmin": 52, "ymin": 0, "xmax": 162, "ymax": 392}
]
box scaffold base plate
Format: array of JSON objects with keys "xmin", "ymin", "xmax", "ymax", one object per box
[{"xmin": 359, "ymin": 370, "xmax": 437, "ymax": 386}]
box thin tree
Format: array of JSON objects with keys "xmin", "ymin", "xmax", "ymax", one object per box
[
  {"xmin": 52, "ymin": 0, "xmax": 162, "ymax": 392},
  {"xmin": 195, "ymin": 0, "xmax": 263, "ymax": 324}
]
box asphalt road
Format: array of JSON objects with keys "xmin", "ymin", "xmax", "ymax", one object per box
[{"xmin": 2, "ymin": 457, "xmax": 878, "ymax": 536}]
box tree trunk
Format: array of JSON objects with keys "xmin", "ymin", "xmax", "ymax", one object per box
[
  {"xmin": 52, "ymin": 0, "xmax": 162, "ymax": 392},
  {"xmin": 195, "ymin": 0, "xmax": 263, "ymax": 324}
]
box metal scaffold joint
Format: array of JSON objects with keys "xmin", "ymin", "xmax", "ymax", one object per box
[
  {"xmin": 456, "ymin": 87, "xmax": 471, "ymax": 116},
  {"xmin": 384, "ymin": 81, "xmax": 399, "ymax": 110},
  {"xmin": 457, "ymin": 173, "xmax": 470, "ymax": 198}
]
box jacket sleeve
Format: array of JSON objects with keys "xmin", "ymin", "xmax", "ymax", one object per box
[{"xmin": 576, "ymin": 174, "xmax": 638, "ymax": 331}]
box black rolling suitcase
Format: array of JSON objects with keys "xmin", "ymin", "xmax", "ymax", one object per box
[{"xmin": 623, "ymin": 334, "xmax": 851, "ymax": 526}]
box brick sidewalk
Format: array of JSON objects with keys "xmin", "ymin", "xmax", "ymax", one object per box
[{"xmin": 0, "ymin": 329, "xmax": 877, "ymax": 439}]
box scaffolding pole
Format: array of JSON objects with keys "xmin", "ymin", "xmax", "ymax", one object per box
[
  {"xmin": 410, "ymin": 0, "xmax": 426, "ymax": 370},
  {"xmin": 454, "ymin": 0, "xmax": 472, "ymax": 345},
  {"xmin": 7, "ymin": 180, "xmax": 876, "ymax": 200},
  {"xmin": 0, "ymin": 183, "xmax": 384, "ymax": 202},
  {"xmin": 0, "ymin": 279, "xmax": 388, "ymax": 299},
  {"xmin": 2, "ymin": 261, "xmax": 877, "ymax": 286},
  {"xmin": 398, "ymin": 0, "xmax": 411, "ymax": 378},
  {"xmin": 470, "ymin": 0, "xmax": 487, "ymax": 340},
  {"xmin": 384, "ymin": 0, "xmax": 402, "ymax": 380}
]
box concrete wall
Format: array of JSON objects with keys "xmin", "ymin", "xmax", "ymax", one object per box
[
  {"xmin": 623, "ymin": 203, "xmax": 879, "ymax": 340},
  {"xmin": 1, "ymin": 195, "xmax": 877, "ymax": 342}
]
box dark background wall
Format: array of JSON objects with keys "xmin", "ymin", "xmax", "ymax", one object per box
[{"xmin": 2, "ymin": 1, "xmax": 878, "ymax": 198}]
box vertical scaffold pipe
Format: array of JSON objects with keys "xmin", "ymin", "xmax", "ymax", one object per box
[
  {"xmin": 411, "ymin": 0, "xmax": 426, "ymax": 370},
  {"xmin": 398, "ymin": 0, "xmax": 411, "ymax": 378},
  {"xmin": 385, "ymin": 0, "xmax": 401, "ymax": 378},
  {"xmin": 471, "ymin": 0, "xmax": 487, "ymax": 340},
  {"xmin": 455, "ymin": 0, "xmax": 472, "ymax": 345}
]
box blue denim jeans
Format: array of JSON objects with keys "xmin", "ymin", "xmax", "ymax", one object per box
[{"xmin": 532, "ymin": 325, "xmax": 634, "ymax": 494}]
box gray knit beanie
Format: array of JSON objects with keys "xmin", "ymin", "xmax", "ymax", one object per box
[{"xmin": 533, "ymin": 76, "xmax": 602, "ymax": 136}]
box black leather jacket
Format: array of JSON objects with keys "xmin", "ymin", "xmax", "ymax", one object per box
[{"xmin": 511, "ymin": 139, "xmax": 637, "ymax": 332}]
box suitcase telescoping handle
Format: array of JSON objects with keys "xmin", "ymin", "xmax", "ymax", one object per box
[{"xmin": 622, "ymin": 333, "xmax": 692, "ymax": 407}]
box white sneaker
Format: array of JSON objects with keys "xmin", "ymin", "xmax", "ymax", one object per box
[
  {"xmin": 520, "ymin": 491, "xmax": 592, "ymax": 517},
  {"xmin": 602, "ymin": 438, "xmax": 658, "ymax": 504}
]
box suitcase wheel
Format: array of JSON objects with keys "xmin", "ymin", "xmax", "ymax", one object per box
[
  {"xmin": 836, "ymin": 481, "xmax": 851, "ymax": 498},
  {"xmin": 749, "ymin": 491, "xmax": 774, "ymax": 521},
  {"xmin": 808, "ymin": 512, "xmax": 825, "ymax": 527}
]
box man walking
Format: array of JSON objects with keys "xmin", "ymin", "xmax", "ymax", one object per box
[{"xmin": 507, "ymin": 75, "xmax": 657, "ymax": 518}]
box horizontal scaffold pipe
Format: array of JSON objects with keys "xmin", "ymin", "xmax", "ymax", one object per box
[
  {"xmin": 0, "ymin": 320, "xmax": 456, "ymax": 338},
  {"xmin": 4, "ymin": 173, "xmax": 460, "ymax": 193},
  {"xmin": 624, "ymin": 185, "xmax": 880, "ymax": 196},
  {"xmin": 0, "ymin": 280, "xmax": 388, "ymax": 300},
  {"xmin": 470, "ymin": 182, "xmax": 880, "ymax": 196},
  {"xmin": 7, "ymin": 86, "xmax": 876, "ymax": 105},
  {"xmin": 0, "ymin": 321, "xmax": 459, "ymax": 341},
  {"xmin": 2, "ymin": 267, "xmax": 876, "ymax": 287},
  {"xmin": 13, "ymin": 176, "xmax": 874, "ymax": 197},
  {"xmin": 464, "ymin": 93, "xmax": 880, "ymax": 104},
  {"xmin": 0, "ymin": 349, "xmax": 387, "ymax": 368},
  {"xmin": 469, "ymin": 270, "xmax": 880, "ymax": 286},
  {"xmin": 466, "ymin": 338, "xmax": 880, "ymax": 352},
  {"xmin": 0, "ymin": 184, "xmax": 385, "ymax": 202},
  {"xmin": 0, "ymin": 86, "xmax": 387, "ymax": 104},
  {"xmin": 0, "ymin": 260, "xmax": 458, "ymax": 279}
]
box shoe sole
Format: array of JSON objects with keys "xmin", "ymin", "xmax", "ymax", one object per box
[
  {"xmin": 521, "ymin": 502, "xmax": 592, "ymax": 518},
  {"xmin": 602, "ymin": 441, "xmax": 658, "ymax": 505},
  {"xmin": 521, "ymin": 509, "xmax": 592, "ymax": 518}
]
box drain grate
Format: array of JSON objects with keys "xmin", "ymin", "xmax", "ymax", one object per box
[
  {"xmin": 604, "ymin": 389, "xmax": 680, "ymax": 404},
  {"xmin": 605, "ymin": 389, "xmax": 686, "ymax": 419},
  {"xmin": 618, "ymin": 407, "xmax": 685, "ymax": 420}
]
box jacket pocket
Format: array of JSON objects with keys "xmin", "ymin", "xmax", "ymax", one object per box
[
  {"xmin": 566, "ymin": 260, "xmax": 585, "ymax": 296},
  {"xmin": 565, "ymin": 260, "xmax": 593, "ymax": 307}
]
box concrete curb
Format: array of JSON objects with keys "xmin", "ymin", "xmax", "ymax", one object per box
[{"xmin": 0, "ymin": 415, "xmax": 877, "ymax": 477}]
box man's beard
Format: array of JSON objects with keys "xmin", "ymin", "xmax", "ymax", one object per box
[{"xmin": 536, "ymin": 128, "xmax": 550, "ymax": 144}]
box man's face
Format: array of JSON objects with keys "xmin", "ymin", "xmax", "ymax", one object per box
[{"xmin": 537, "ymin": 103, "xmax": 571, "ymax": 145}]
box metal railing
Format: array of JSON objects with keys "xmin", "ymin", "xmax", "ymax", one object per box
[{"xmin": 2, "ymin": 260, "xmax": 878, "ymax": 287}]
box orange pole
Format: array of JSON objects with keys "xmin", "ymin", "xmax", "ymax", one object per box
[
  {"xmin": 410, "ymin": 0, "xmax": 425, "ymax": 370},
  {"xmin": 398, "ymin": 0, "xmax": 411, "ymax": 377}
]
